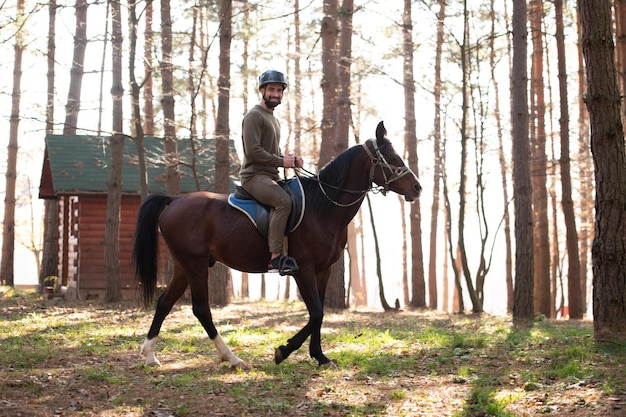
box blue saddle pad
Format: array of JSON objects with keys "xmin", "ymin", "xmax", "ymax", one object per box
[{"xmin": 227, "ymin": 177, "xmax": 305, "ymax": 239}]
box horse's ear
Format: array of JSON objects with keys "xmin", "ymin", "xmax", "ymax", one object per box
[{"xmin": 376, "ymin": 121, "xmax": 386, "ymax": 141}]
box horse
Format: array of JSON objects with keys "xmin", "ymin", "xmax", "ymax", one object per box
[{"xmin": 133, "ymin": 121, "xmax": 422, "ymax": 369}]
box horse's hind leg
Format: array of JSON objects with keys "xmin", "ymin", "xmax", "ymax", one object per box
[
  {"xmin": 185, "ymin": 261, "xmax": 247, "ymax": 370},
  {"xmin": 141, "ymin": 264, "xmax": 188, "ymax": 366}
]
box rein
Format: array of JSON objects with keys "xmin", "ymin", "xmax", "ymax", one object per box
[{"xmin": 296, "ymin": 139, "xmax": 413, "ymax": 207}]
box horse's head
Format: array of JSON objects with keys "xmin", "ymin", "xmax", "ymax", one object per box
[{"xmin": 363, "ymin": 121, "xmax": 422, "ymax": 202}]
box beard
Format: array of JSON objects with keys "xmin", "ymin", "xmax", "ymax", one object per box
[{"xmin": 263, "ymin": 94, "xmax": 282, "ymax": 108}]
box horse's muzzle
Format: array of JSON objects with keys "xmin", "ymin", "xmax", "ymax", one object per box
[{"xmin": 404, "ymin": 183, "xmax": 422, "ymax": 202}]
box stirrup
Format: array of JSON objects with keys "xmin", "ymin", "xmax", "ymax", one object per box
[{"xmin": 268, "ymin": 255, "xmax": 299, "ymax": 276}]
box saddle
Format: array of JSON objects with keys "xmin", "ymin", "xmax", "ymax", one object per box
[{"xmin": 227, "ymin": 177, "xmax": 305, "ymax": 238}]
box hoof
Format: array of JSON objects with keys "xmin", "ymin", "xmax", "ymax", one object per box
[
  {"xmin": 230, "ymin": 359, "xmax": 250, "ymax": 371},
  {"xmin": 319, "ymin": 360, "xmax": 337, "ymax": 369},
  {"xmin": 140, "ymin": 338, "xmax": 161, "ymax": 366},
  {"xmin": 274, "ymin": 346, "xmax": 288, "ymax": 365},
  {"xmin": 315, "ymin": 354, "xmax": 335, "ymax": 368},
  {"xmin": 144, "ymin": 357, "xmax": 161, "ymax": 367}
]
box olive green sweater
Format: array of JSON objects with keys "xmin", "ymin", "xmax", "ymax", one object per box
[{"xmin": 240, "ymin": 105, "xmax": 284, "ymax": 182}]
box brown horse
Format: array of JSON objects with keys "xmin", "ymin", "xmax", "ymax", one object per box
[{"xmin": 133, "ymin": 121, "xmax": 422, "ymax": 368}]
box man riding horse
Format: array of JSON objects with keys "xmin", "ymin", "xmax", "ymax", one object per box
[{"xmin": 239, "ymin": 69, "xmax": 303, "ymax": 275}]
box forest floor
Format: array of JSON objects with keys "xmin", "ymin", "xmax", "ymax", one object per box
[{"xmin": 1, "ymin": 287, "xmax": 625, "ymax": 417}]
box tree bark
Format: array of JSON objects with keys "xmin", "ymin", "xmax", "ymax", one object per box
[
  {"xmin": 128, "ymin": 0, "xmax": 148, "ymax": 199},
  {"xmin": 490, "ymin": 0, "xmax": 513, "ymax": 313},
  {"xmin": 104, "ymin": 0, "xmax": 124, "ymax": 302},
  {"xmin": 320, "ymin": 0, "xmax": 346, "ymax": 309},
  {"xmin": 615, "ymin": 0, "xmax": 626, "ymax": 130},
  {"xmin": 366, "ymin": 196, "xmax": 393, "ymax": 311},
  {"xmin": 0, "ymin": 0, "xmax": 25, "ymax": 287},
  {"xmin": 160, "ymin": 0, "xmax": 180, "ymax": 195},
  {"xmin": 555, "ymin": 0, "xmax": 583, "ymax": 319},
  {"xmin": 457, "ymin": 0, "xmax": 482, "ymax": 313},
  {"xmin": 334, "ymin": 0, "xmax": 351, "ymax": 156},
  {"xmin": 529, "ymin": 0, "xmax": 551, "ymax": 316},
  {"xmin": 64, "ymin": 0, "xmax": 88, "ymax": 135},
  {"xmin": 403, "ymin": 0, "xmax": 426, "ymax": 309},
  {"xmin": 40, "ymin": 0, "xmax": 60, "ymax": 293},
  {"xmin": 426, "ymin": 0, "xmax": 446, "ymax": 310},
  {"xmin": 143, "ymin": 1, "xmax": 155, "ymax": 136},
  {"xmin": 576, "ymin": 5, "xmax": 592, "ymax": 315},
  {"xmin": 318, "ymin": 0, "xmax": 338, "ymax": 169},
  {"xmin": 210, "ymin": 0, "xmax": 233, "ymax": 307},
  {"xmin": 579, "ymin": 0, "xmax": 626, "ymax": 342},
  {"xmin": 239, "ymin": 0, "xmax": 251, "ymax": 300},
  {"xmin": 512, "ymin": 0, "xmax": 535, "ymax": 325}
]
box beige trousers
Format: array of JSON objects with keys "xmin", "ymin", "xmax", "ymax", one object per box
[{"xmin": 241, "ymin": 175, "xmax": 291, "ymax": 254}]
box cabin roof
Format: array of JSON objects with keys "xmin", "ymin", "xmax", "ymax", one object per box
[{"xmin": 40, "ymin": 135, "xmax": 240, "ymax": 197}]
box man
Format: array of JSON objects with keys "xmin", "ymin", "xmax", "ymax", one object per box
[{"xmin": 240, "ymin": 69, "xmax": 303, "ymax": 275}]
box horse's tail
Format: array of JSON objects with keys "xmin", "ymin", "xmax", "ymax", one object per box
[{"xmin": 133, "ymin": 193, "xmax": 175, "ymax": 307}]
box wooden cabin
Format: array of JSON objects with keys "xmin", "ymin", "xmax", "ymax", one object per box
[{"xmin": 39, "ymin": 135, "xmax": 239, "ymax": 300}]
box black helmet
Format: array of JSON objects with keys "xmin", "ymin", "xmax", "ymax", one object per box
[{"xmin": 258, "ymin": 70, "xmax": 287, "ymax": 90}]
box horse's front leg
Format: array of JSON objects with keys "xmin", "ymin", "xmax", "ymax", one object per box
[
  {"xmin": 275, "ymin": 269, "xmax": 332, "ymax": 366},
  {"xmin": 307, "ymin": 268, "xmax": 332, "ymax": 366},
  {"xmin": 141, "ymin": 267, "xmax": 189, "ymax": 366}
]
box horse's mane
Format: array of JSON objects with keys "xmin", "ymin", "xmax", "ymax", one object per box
[{"xmin": 301, "ymin": 144, "xmax": 365, "ymax": 215}]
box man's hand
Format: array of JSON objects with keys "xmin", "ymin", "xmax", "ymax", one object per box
[{"xmin": 284, "ymin": 155, "xmax": 304, "ymax": 168}]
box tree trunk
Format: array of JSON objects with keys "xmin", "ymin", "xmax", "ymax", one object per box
[
  {"xmin": 40, "ymin": 0, "xmax": 59, "ymax": 293},
  {"xmin": 320, "ymin": 0, "xmax": 345, "ymax": 309},
  {"xmin": 615, "ymin": 0, "xmax": 626, "ymax": 130},
  {"xmin": 366, "ymin": 196, "xmax": 393, "ymax": 311},
  {"xmin": 46, "ymin": 0, "xmax": 88, "ymax": 292},
  {"xmin": 334, "ymin": 0, "xmax": 351, "ymax": 156},
  {"xmin": 491, "ymin": 0, "xmax": 513, "ymax": 313},
  {"xmin": 318, "ymin": 0, "xmax": 338, "ymax": 169},
  {"xmin": 579, "ymin": 0, "xmax": 626, "ymax": 343},
  {"xmin": 443, "ymin": 171, "xmax": 464, "ymax": 313},
  {"xmin": 458, "ymin": 0, "xmax": 482, "ymax": 313},
  {"xmin": 96, "ymin": 2, "xmax": 110, "ymax": 136},
  {"xmin": 293, "ymin": 0, "xmax": 302, "ymax": 162},
  {"xmin": 576, "ymin": 5, "xmax": 592, "ymax": 315},
  {"xmin": 160, "ymin": 0, "xmax": 180, "ymax": 195},
  {"xmin": 128, "ymin": 0, "xmax": 148, "ymax": 199},
  {"xmin": 40, "ymin": 198, "xmax": 59, "ymax": 291},
  {"xmin": 0, "ymin": 0, "xmax": 25, "ymax": 287},
  {"xmin": 104, "ymin": 0, "xmax": 124, "ymax": 302},
  {"xmin": 399, "ymin": 200, "xmax": 409, "ymax": 307},
  {"xmin": 529, "ymin": 0, "xmax": 551, "ymax": 317},
  {"xmin": 210, "ymin": 0, "xmax": 233, "ymax": 307},
  {"xmin": 45, "ymin": 0, "xmax": 56, "ymax": 136},
  {"xmin": 188, "ymin": 5, "xmax": 199, "ymax": 141},
  {"xmin": 143, "ymin": 1, "xmax": 155, "ymax": 136},
  {"xmin": 327, "ymin": 0, "xmax": 353, "ymax": 310},
  {"xmin": 347, "ymin": 221, "xmax": 365, "ymax": 306},
  {"xmin": 403, "ymin": 0, "xmax": 426, "ymax": 309},
  {"xmin": 555, "ymin": 0, "xmax": 583, "ymax": 319},
  {"xmin": 427, "ymin": 0, "xmax": 446, "ymax": 310},
  {"xmin": 239, "ymin": 0, "xmax": 252, "ymax": 300},
  {"xmin": 512, "ymin": 0, "xmax": 535, "ymax": 325},
  {"xmin": 442, "ymin": 218, "xmax": 450, "ymax": 312},
  {"xmin": 64, "ymin": 0, "xmax": 88, "ymax": 135}
]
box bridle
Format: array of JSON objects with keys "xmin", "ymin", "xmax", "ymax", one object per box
[
  {"xmin": 298, "ymin": 138, "xmax": 414, "ymax": 207},
  {"xmin": 361, "ymin": 138, "xmax": 413, "ymax": 194}
]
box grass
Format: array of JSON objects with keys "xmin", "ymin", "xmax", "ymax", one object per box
[{"xmin": 0, "ymin": 287, "xmax": 625, "ymax": 416}]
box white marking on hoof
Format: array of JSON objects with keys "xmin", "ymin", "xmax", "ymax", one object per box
[
  {"xmin": 212, "ymin": 334, "xmax": 248, "ymax": 370},
  {"xmin": 141, "ymin": 337, "xmax": 161, "ymax": 366}
]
